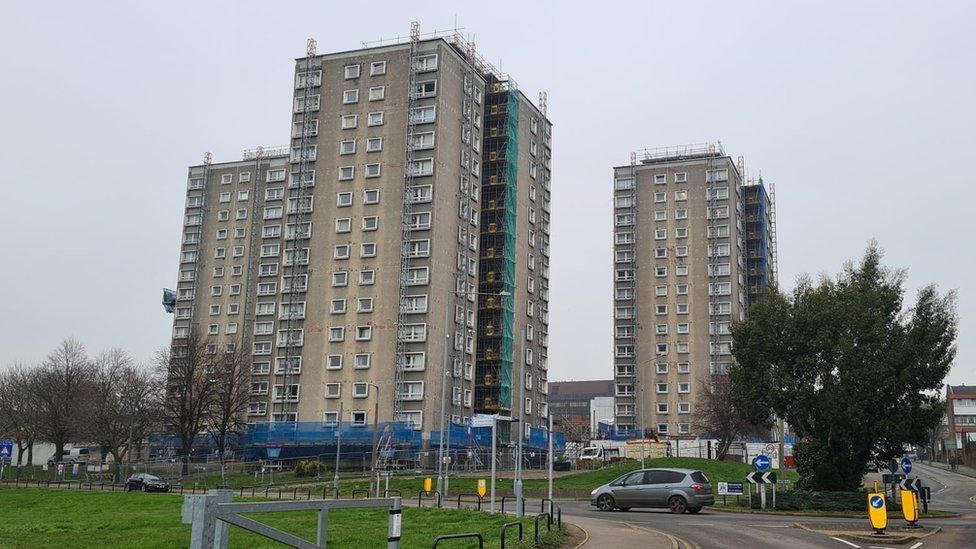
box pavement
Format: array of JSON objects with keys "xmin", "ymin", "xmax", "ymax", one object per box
[{"xmin": 560, "ymin": 461, "xmax": 976, "ymax": 549}]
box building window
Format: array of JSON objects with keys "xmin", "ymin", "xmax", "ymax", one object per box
[
  {"xmin": 370, "ymin": 61, "xmax": 386, "ymax": 75},
  {"xmin": 344, "ymin": 64, "xmax": 361, "ymax": 79},
  {"xmin": 359, "ymin": 270, "xmax": 375, "ymax": 285},
  {"xmin": 330, "ymin": 299, "xmax": 346, "ymax": 314},
  {"xmin": 362, "ymin": 216, "xmax": 378, "ymax": 231},
  {"xmin": 366, "ymin": 137, "xmax": 383, "ymax": 152},
  {"xmin": 334, "ymin": 245, "xmax": 350, "ymax": 259},
  {"xmin": 367, "ymin": 111, "xmax": 384, "ymax": 126},
  {"xmin": 329, "ymin": 327, "xmax": 345, "ymax": 342},
  {"xmin": 360, "ymin": 243, "xmax": 376, "ymax": 257},
  {"xmin": 368, "ymin": 86, "xmax": 385, "ymax": 101},
  {"xmin": 356, "ymin": 326, "xmax": 372, "ymax": 341},
  {"xmin": 337, "ymin": 192, "xmax": 353, "ymax": 206},
  {"xmin": 656, "ymin": 383, "xmax": 669, "ymax": 394},
  {"xmin": 341, "ymin": 114, "xmax": 358, "ymax": 129},
  {"xmin": 364, "ymin": 189, "xmax": 380, "ymax": 204},
  {"xmin": 364, "ymin": 163, "xmax": 381, "ymax": 178}
]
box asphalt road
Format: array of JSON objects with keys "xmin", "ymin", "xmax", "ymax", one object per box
[{"xmin": 560, "ymin": 464, "xmax": 976, "ymax": 549}]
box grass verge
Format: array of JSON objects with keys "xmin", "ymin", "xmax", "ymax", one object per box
[{"xmin": 0, "ymin": 488, "xmax": 564, "ymax": 548}]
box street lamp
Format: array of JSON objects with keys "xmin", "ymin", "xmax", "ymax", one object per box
[
  {"xmin": 366, "ymin": 382, "xmax": 381, "ymax": 497},
  {"xmin": 436, "ymin": 288, "xmax": 511, "ymax": 498}
]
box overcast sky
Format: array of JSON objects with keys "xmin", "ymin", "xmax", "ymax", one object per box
[{"xmin": 0, "ymin": 1, "xmax": 972, "ymax": 386}]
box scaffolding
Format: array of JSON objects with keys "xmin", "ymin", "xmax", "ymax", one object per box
[
  {"xmin": 393, "ymin": 23, "xmax": 423, "ymax": 422},
  {"xmin": 475, "ymin": 76, "xmax": 519, "ymax": 416},
  {"xmin": 240, "ymin": 147, "xmax": 270, "ymax": 359},
  {"xmin": 186, "ymin": 152, "xmax": 213, "ymax": 330},
  {"xmin": 704, "ymin": 143, "xmax": 729, "ymax": 379},
  {"xmin": 274, "ymin": 38, "xmax": 319, "ymax": 423}
]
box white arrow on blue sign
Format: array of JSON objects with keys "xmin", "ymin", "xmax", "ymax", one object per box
[
  {"xmin": 901, "ymin": 456, "xmax": 913, "ymax": 474},
  {"xmin": 870, "ymin": 495, "xmax": 885, "ymax": 509},
  {"xmin": 0, "ymin": 440, "xmax": 13, "ymax": 460},
  {"xmin": 753, "ymin": 454, "xmax": 771, "ymax": 471}
]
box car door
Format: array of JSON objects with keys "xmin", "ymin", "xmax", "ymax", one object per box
[
  {"xmin": 658, "ymin": 470, "xmax": 689, "ymax": 503},
  {"xmin": 610, "ymin": 471, "xmax": 646, "ymax": 507},
  {"xmin": 641, "ymin": 470, "xmax": 671, "ymax": 507}
]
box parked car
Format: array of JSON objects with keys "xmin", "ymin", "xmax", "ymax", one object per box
[
  {"xmin": 47, "ymin": 448, "xmax": 91, "ymax": 466},
  {"xmin": 590, "ymin": 468, "xmax": 714, "ymax": 514},
  {"xmin": 126, "ymin": 473, "xmax": 171, "ymax": 493}
]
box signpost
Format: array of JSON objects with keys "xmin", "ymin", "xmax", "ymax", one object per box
[
  {"xmin": 753, "ymin": 454, "xmax": 771, "ymax": 472},
  {"xmin": 746, "ymin": 471, "xmax": 777, "ymax": 509},
  {"xmin": 0, "ymin": 439, "xmax": 12, "ymax": 480},
  {"xmin": 477, "ymin": 479, "xmax": 487, "ymax": 498}
]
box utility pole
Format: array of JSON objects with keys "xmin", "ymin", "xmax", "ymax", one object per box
[
  {"xmin": 514, "ymin": 326, "xmax": 526, "ymax": 517},
  {"xmin": 547, "ymin": 412, "xmax": 554, "ymax": 505},
  {"xmin": 778, "ymin": 415, "xmax": 786, "ymax": 481},
  {"xmin": 436, "ymin": 302, "xmax": 450, "ymax": 496},
  {"xmin": 333, "ymin": 401, "xmax": 343, "ymax": 498},
  {"xmin": 371, "ymin": 384, "xmax": 380, "ymax": 497}
]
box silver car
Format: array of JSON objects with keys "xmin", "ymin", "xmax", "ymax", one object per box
[{"xmin": 589, "ymin": 468, "xmax": 714, "ymax": 514}]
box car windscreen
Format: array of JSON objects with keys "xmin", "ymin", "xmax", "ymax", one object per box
[
  {"xmin": 690, "ymin": 472, "xmax": 709, "ymax": 484},
  {"xmin": 143, "ymin": 475, "xmax": 161, "ymax": 481}
]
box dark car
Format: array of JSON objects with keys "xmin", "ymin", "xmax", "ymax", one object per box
[
  {"xmin": 590, "ymin": 468, "xmax": 715, "ymax": 514},
  {"xmin": 126, "ymin": 473, "xmax": 171, "ymax": 492}
]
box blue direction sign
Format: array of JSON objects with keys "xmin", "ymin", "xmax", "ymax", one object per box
[
  {"xmin": 0, "ymin": 440, "xmax": 13, "ymax": 461},
  {"xmin": 901, "ymin": 456, "xmax": 913, "ymax": 474},
  {"xmin": 870, "ymin": 495, "xmax": 885, "ymax": 509},
  {"xmin": 753, "ymin": 454, "xmax": 772, "ymax": 472}
]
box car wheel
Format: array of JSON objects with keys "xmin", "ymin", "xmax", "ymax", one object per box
[
  {"xmin": 668, "ymin": 496, "xmax": 688, "ymax": 514},
  {"xmin": 687, "ymin": 507, "xmax": 702, "ymax": 514},
  {"xmin": 596, "ymin": 494, "xmax": 615, "ymax": 512},
  {"xmin": 142, "ymin": 484, "xmax": 148, "ymax": 492}
]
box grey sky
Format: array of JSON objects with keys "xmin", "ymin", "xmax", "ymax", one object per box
[{"xmin": 0, "ymin": 1, "xmax": 972, "ymax": 385}]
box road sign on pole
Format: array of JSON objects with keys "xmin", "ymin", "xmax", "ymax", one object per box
[
  {"xmin": 901, "ymin": 456, "xmax": 913, "ymax": 474},
  {"xmin": 753, "ymin": 454, "xmax": 771, "ymax": 472},
  {"xmin": 898, "ymin": 478, "xmax": 922, "ymax": 492},
  {"xmin": 746, "ymin": 471, "xmax": 777, "ymax": 484},
  {"xmin": 0, "ymin": 440, "xmax": 12, "ymax": 461}
]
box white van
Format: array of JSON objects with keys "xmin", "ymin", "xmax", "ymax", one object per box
[{"xmin": 47, "ymin": 447, "xmax": 91, "ymax": 465}]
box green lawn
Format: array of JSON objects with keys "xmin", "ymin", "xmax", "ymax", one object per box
[
  {"xmin": 0, "ymin": 488, "xmax": 562, "ymax": 548},
  {"xmin": 317, "ymin": 458, "xmax": 800, "ymax": 496}
]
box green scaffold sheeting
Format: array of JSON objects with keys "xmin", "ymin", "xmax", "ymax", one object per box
[{"xmin": 499, "ymin": 90, "xmax": 519, "ymax": 409}]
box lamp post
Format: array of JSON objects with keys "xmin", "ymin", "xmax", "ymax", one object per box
[
  {"xmin": 367, "ymin": 382, "xmax": 381, "ymax": 497},
  {"xmin": 436, "ymin": 289, "xmax": 511, "ymax": 498},
  {"xmin": 514, "ymin": 326, "xmax": 526, "ymax": 517},
  {"xmin": 333, "ymin": 401, "xmax": 343, "ymax": 498}
]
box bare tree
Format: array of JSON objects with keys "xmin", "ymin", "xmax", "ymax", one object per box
[
  {"xmin": 33, "ymin": 339, "xmax": 96, "ymax": 461},
  {"xmin": 88, "ymin": 349, "xmax": 161, "ymax": 481},
  {"xmin": 692, "ymin": 375, "xmax": 762, "ymax": 460},
  {"xmin": 157, "ymin": 331, "xmax": 218, "ymax": 475},
  {"xmin": 207, "ymin": 345, "xmax": 250, "ymax": 460},
  {"xmin": 0, "ymin": 365, "xmax": 41, "ymax": 465}
]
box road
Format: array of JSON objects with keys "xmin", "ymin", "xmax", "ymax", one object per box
[{"xmin": 560, "ymin": 463, "xmax": 976, "ymax": 549}]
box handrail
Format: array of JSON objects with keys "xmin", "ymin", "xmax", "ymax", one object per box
[
  {"xmin": 351, "ymin": 489, "xmax": 370, "ymax": 499},
  {"xmin": 500, "ymin": 522, "xmax": 523, "ymax": 549},
  {"xmin": 456, "ymin": 492, "xmax": 483, "ymax": 511},
  {"xmin": 432, "ymin": 533, "xmax": 484, "ymax": 548},
  {"xmin": 417, "ymin": 489, "xmax": 442, "ymax": 508},
  {"xmin": 534, "ymin": 513, "xmax": 550, "ymax": 542},
  {"xmin": 384, "ymin": 489, "xmax": 402, "ymax": 498}
]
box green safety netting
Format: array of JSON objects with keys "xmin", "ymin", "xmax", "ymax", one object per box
[{"xmin": 498, "ymin": 90, "xmax": 520, "ymax": 409}]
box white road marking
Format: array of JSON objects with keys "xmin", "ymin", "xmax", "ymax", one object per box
[
  {"xmin": 831, "ymin": 537, "xmax": 861, "ymax": 548},
  {"xmin": 908, "ymin": 543, "xmax": 923, "ymax": 549},
  {"xmin": 748, "ymin": 524, "xmax": 790, "ymax": 528}
]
